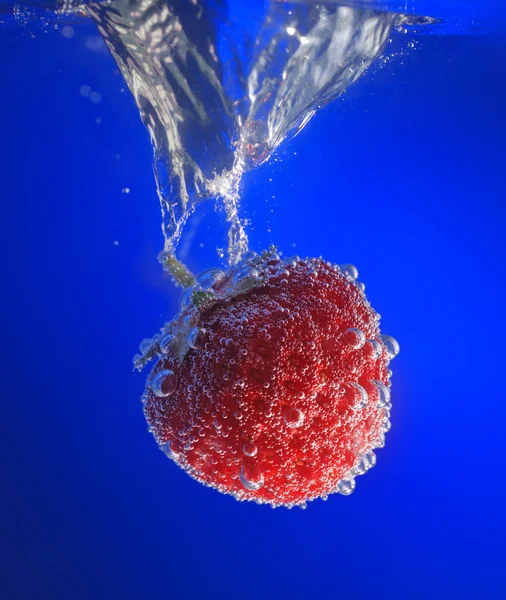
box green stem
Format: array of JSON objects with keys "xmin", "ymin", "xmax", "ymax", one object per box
[{"xmin": 159, "ymin": 252, "xmax": 196, "ymax": 289}]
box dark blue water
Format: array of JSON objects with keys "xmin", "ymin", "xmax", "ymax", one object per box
[{"xmin": 1, "ymin": 2, "xmax": 506, "ymax": 599}]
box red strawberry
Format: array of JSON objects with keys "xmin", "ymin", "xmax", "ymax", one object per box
[{"xmin": 138, "ymin": 252, "xmax": 399, "ymax": 508}]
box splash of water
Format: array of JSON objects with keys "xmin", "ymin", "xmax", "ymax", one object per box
[
  {"xmin": 32, "ymin": 0, "xmax": 432, "ymax": 282},
  {"xmin": 85, "ymin": 0, "xmax": 407, "ymax": 275}
]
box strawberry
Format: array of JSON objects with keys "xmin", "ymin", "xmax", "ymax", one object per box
[{"xmin": 138, "ymin": 251, "xmax": 399, "ymax": 508}]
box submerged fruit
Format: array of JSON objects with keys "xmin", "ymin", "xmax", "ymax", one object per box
[{"xmin": 137, "ymin": 252, "xmax": 398, "ymax": 508}]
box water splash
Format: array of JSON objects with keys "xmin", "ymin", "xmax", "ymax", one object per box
[
  {"xmin": 86, "ymin": 0, "xmax": 241, "ymax": 266},
  {"xmin": 2, "ymin": 0, "xmax": 436, "ymax": 277},
  {"xmin": 84, "ymin": 0, "xmax": 411, "ymax": 273}
]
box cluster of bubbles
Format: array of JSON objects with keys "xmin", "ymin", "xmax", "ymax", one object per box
[{"xmin": 134, "ymin": 250, "xmax": 271, "ymax": 370}]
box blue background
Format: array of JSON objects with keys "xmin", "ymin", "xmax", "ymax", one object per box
[{"xmin": 1, "ymin": 3, "xmax": 505, "ymax": 600}]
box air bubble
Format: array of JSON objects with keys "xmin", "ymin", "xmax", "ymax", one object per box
[
  {"xmin": 379, "ymin": 334, "xmax": 400, "ymax": 359},
  {"xmin": 364, "ymin": 451, "xmax": 377, "ymax": 469},
  {"xmin": 159, "ymin": 333, "xmax": 175, "ymax": 354},
  {"xmin": 162, "ymin": 440, "xmax": 178, "ymax": 460},
  {"xmin": 352, "ymin": 457, "xmax": 367, "ymax": 476},
  {"xmin": 346, "ymin": 382, "xmax": 369, "ymax": 410},
  {"xmin": 337, "ymin": 477, "xmax": 356, "ymax": 496},
  {"xmin": 344, "ymin": 327, "xmax": 366, "ymax": 350},
  {"xmin": 366, "ymin": 339, "xmax": 383, "ymax": 359},
  {"xmin": 240, "ymin": 465, "xmax": 264, "ymax": 491},
  {"xmin": 62, "ymin": 25, "xmax": 74, "ymax": 38},
  {"xmin": 355, "ymin": 451, "xmax": 375, "ymax": 474},
  {"xmin": 187, "ymin": 327, "xmax": 206, "ymax": 349},
  {"xmin": 376, "ymin": 432, "xmax": 386, "ymax": 448},
  {"xmin": 275, "ymin": 268, "xmax": 290, "ymax": 278},
  {"xmin": 151, "ymin": 369, "xmax": 177, "ymax": 397},
  {"xmin": 340, "ymin": 264, "xmax": 358, "ymax": 280},
  {"xmin": 232, "ymin": 266, "xmax": 260, "ymax": 291},
  {"xmin": 179, "ymin": 287, "xmax": 194, "ymax": 311},
  {"xmin": 243, "ymin": 442, "xmax": 258, "ymax": 457},
  {"xmin": 90, "ymin": 91, "xmax": 102, "ymax": 104},
  {"xmin": 284, "ymin": 408, "xmax": 305, "ymax": 428},
  {"xmin": 80, "ymin": 85, "xmax": 92, "ymax": 97},
  {"xmin": 372, "ymin": 380, "xmax": 391, "ymax": 407},
  {"xmin": 139, "ymin": 338, "xmax": 153, "ymax": 354},
  {"xmin": 196, "ymin": 268, "xmax": 226, "ymax": 290}
]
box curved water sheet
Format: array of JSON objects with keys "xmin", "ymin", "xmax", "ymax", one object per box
[
  {"xmin": 84, "ymin": 0, "xmax": 418, "ymax": 274},
  {"xmin": 0, "ymin": 0, "xmax": 437, "ymax": 276}
]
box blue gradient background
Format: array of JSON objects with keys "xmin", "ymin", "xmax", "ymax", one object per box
[{"xmin": 1, "ymin": 5, "xmax": 505, "ymax": 600}]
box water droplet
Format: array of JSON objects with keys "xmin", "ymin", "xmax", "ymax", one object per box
[
  {"xmin": 372, "ymin": 380, "xmax": 391, "ymax": 407},
  {"xmin": 162, "ymin": 440, "xmax": 178, "ymax": 460},
  {"xmin": 284, "ymin": 408, "xmax": 305, "ymax": 428},
  {"xmin": 232, "ymin": 266, "xmax": 260, "ymax": 291},
  {"xmin": 196, "ymin": 268, "xmax": 226, "ymax": 291},
  {"xmin": 346, "ymin": 382, "xmax": 369, "ymax": 410},
  {"xmin": 366, "ymin": 339, "xmax": 383, "ymax": 359},
  {"xmin": 337, "ymin": 477, "xmax": 356, "ymax": 496},
  {"xmin": 240, "ymin": 465, "xmax": 264, "ymax": 491},
  {"xmin": 151, "ymin": 369, "xmax": 177, "ymax": 397},
  {"xmin": 379, "ymin": 334, "xmax": 400, "ymax": 359},
  {"xmin": 344, "ymin": 327, "xmax": 366, "ymax": 349},
  {"xmin": 243, "ymin": 442, "xmax": 258, "ymax": 457},
  {"xmin": 341, "ymin": 264, "xmax": 358, "ymax": 280}
]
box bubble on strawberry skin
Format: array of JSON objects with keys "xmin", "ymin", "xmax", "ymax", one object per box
[{"xmin": 284, "ymin": 408, "xmax": 305, "ymax": 428}]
